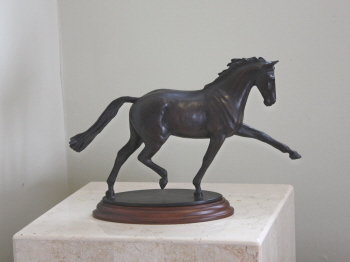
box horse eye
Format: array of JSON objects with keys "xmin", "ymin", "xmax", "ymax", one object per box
[{"xmin": 267, "ymin": 72, "xmax": 275, "ymax": 79}]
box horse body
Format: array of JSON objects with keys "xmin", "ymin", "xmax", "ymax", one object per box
[
  {"xmin": 70, "ymin": 57, "xmax": 301, "ymax": 200},
  {"xmin": 130, "ymin": 64, "xmax": 257, "ymax": 141}
]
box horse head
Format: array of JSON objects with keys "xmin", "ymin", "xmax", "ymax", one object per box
[{"xmin": 255, "ymin": 60, "xmax": 278, "ymax": 106}]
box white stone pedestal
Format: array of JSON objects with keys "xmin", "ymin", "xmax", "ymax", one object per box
[{"xmin": 13, "ymin": 182, "xmax": 295, "ymax": 262}]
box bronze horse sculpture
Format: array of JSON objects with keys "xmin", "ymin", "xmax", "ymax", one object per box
[{"xmin": 70, "ymin": 57, "xmax": 301, "ymax": 200}]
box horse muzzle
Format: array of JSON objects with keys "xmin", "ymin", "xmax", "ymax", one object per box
[{"xmin": 264, "ymin": 99, "xmax": 276, "ymax": 106}]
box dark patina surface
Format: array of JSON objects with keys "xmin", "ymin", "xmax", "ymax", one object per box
[
  {"xmin": 70, "ymin": 57, "xmax": 301, "ymax": 201},
  {"xmin": 102, "ymin": 189, "xmax": 222, "ymax": 207}
]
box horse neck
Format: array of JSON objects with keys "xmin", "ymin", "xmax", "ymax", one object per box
[{"xmin": 214, "ymin": 68, "xmax": 257, "ymax": 111}]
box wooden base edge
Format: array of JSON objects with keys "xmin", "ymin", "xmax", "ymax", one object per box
[{"xmin": 93, "ymin": 197, "xmax": 234, "ymax": 224}]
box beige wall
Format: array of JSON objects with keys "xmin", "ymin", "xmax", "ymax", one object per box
[
  {"xmin": 0, "ymin": 1, "xmax": 68, "ymax": 261},
  {"xmin": 57, "ymin": 1, "xmax": 348, "ymax": 262}
]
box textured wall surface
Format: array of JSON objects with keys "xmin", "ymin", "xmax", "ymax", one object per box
[
  {"xmin": 0, "ymin": 1, "xmax": 68, "ymax": 261},
  {"xmin": 58, "ymin": 1, "xmax": 350, "ymax": 261}
]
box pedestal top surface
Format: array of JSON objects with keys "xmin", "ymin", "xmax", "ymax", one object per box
[{"xmin": 14, "ymin": 182, "xmax": 293, "ymax": 246}]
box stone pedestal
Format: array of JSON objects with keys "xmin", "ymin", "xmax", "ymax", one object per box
[{"xmin": 13, "ymin": 182, "xmax": 295, "ymax": 262}]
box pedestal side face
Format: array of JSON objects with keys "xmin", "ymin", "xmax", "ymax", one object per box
[
  {"xmin": 260, "ymin": 189, "xmax": 296, "ymax": 262},
  {"xmin": 14, "ymin": 240, "xmax": 259, "ymax": 262}
]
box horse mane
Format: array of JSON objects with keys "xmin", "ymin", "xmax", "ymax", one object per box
[
  {"xmin": 218, "ymin": 57, "xmax": 266, "ymax": 76},
  {"xmin": 205, "ymin": 57, "xmax": 267, "ymax": 88}
]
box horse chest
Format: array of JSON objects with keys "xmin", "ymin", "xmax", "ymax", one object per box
[
  {"xmin": 208, "ymin": 99, "xmax": 243, "ymax": 137},
  {"xmin": 211, "ymin": 112, "xmax": 242, "ymax": 137}
]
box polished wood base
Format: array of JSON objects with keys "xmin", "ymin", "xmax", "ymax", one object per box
[{"xmin": 93, "ymin": 197, "xmax": 234, "ymax": 224}]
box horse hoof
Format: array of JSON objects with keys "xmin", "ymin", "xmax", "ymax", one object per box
[
  {"xmin": 105, "ymin": 190, "xmax": 115, "ymax": 200},
  {"xmin": 289, "ymin": 151, "xmax": 301, "ymax": 160},
  {"xmin": 159, "ymin": 178, "xmax": 168, "ymax": 189},
  {"xmin": 194, "ymin": 192, "xmax": 203, "ymax": 200}
]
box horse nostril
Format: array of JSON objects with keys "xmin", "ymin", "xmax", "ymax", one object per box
[{"xmin": 264, "ymin": 99, "xmax": 275, "ymax": 106}]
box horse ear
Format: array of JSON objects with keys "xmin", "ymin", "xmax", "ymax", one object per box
[{"xmin": 262, "ymin": 60, "xmax": 279, "ymax": 69}]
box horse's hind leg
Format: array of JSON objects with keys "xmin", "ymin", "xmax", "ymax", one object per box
[
  {"xmin": 138, "ymin": 142, "xmax": 168, "ymax": 189},
  {"xmin": 237, "ymin": 123, "xmax": 301, "ymax": 159},
  {"xmin": 105, "ymin": 125, "xmax": 143, "ymax": 199}
]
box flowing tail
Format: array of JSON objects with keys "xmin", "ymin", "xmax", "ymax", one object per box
[{"xmin": 69, "ymin": 96, "xmax": 139, "ymax": 152}]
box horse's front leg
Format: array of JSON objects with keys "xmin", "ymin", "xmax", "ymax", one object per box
[
  {"xmin": 193, "ymin": 134, "xmax": 226, "ymax": 200},
  {"xmin": 236, "ymin": 124, "xmax": 301, "ymax": 159}
]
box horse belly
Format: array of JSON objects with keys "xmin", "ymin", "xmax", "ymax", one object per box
[{"xmin": 167, "ymin": 106, "xmax": 209, "ymax": 138}]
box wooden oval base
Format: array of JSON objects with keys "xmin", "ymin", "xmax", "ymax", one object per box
[{"xmin": 93, "ymin": 197, "xmax": 234, "ymax": 224}]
